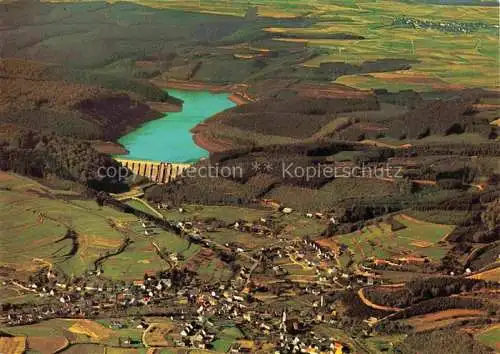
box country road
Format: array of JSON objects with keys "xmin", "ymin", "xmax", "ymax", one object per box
[{"xmin": 357, "ymin": 288, "xmax": 402, "ymax": 312}]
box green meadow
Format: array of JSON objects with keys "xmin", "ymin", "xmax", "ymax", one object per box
[
  {"xmin": 335, "ymin": 214, "xmax": 454, "ymax": 264},
  {"xmin": 0, "ymin": 173, "xmax": 198, "ymax": 281},
  {"xmin": 475, "ymin": 326, "xmax": 500, "ymax": 351},
  {"xmin": 138, "ymin": 0, "xmax": 498, "ymax": 91}
]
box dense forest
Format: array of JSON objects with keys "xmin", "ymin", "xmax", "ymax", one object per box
[
  {"xmin": 364, "ymin": 277, "xmax": 498, "ymax": 308},
  {"xmin": 0, "ymin": 59, "xmax": 176, "ymax": 141},
  {"xmin": 0, "ymin": 129, "xmax": 129, "ymax": 192}
]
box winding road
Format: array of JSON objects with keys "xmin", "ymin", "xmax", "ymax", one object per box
[{"xmin": 357, "ymin": 287, "xmax": 403, "ymax": 312}]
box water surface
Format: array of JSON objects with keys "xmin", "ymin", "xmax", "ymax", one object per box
[{"xmin": 118, "ymin": 89, "xmax": 235, "ymax": 163}]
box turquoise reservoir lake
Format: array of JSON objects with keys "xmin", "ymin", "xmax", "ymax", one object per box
[{"xmin": 118, "ymin": 89, "xmax": 236, "ymax": 163}]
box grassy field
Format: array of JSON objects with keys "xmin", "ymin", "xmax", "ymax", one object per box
[
  {"xmin": 320, "ymin": 214, "xmax": 454, "ymax": 266},
  {"xmin": 404, "ymin": 309, "xmax": 486, "ymax": 332},
  {"xmin": 468, "ymin": 266, "xmax": 500, "ymax": 281},
  {"xmin": 405, "ymin": 209, "xmax": 472, "ymax": 225},
  {"xmin": 99, "ymin": 228, "xmax": 200, "ymax": 281},
  {"xmin": 264, "ymin": 178, "xmax": 401, "ymax": 211},
  {"xmin": 153, "ymin": 199, "xmax": 327, "ymax": 237},
  {"xmin": 142, "ymin": 320, "xmax": 176, "ymax": 347},
  {"xmin": 0, "ymin": 337, "xmax": 25, "ymax": 354},
  {"xmin": 157, "ymin": 201, "xmax": 328, "ymax": 239},
  {"xmin": 0, "ymin": 172, "xmax": 200, "ymax": 281},
  {"xmin": 276, "ymin": 213, "xmax": 327, "ymax": 238},
  {"xmin": 0, "ymin": 173, "xmax": 129, "ymax": 279},
  {"xmin": 363, "ymin": 334, "xmax": 406, "ymax": 353},
  {"xmin": 205, "ymin": 229, "xmax": 275, "ymax": 249},
  {"xmin": 283, "ymin": 1, "xmax": 498, "ymax": 91},
  {"xmin": 133, "ymin": 0, "xmax": 316, "ymax": 17},
  {"xmin": 0, "ymin": 284, "xmax": 53, "ymax": 305},
  {"xmin": 159, "ymin": 204, "xmax": 271, "ymax": 223},
  {"xmin": 211, "ymin": 326, "xmax": 244, "ymax": 353},
  {"xmin": 0, "ymin": 171, "xmax": 328, "ymax": 284},
  {"xmin": 134, "ymin": 0, "xmax": 498, "ymax": 91},
  {"xmin": 475, "ymin": 325, "xmax": 500, "ymax": 351},
  {"xmin": 6, "ymin": 0, "xmax": 496, "ymax": 95},
  {"xmin": 26, "ymin": 335, "xmax": 69, "ymax": 353},
  {"xmin": 1, "ymin": 319, "xmax": 93, "ymax": 343},
  {"xmin": 125, "ymin": 199, "xmax": 161, "ymax": 217},
  {"xmin": 1, "ymin": 318, "xmax": 145, "ymax": 350}
]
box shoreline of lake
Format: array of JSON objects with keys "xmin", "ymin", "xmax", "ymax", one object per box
[{"xmin": 115, "ymin": 89, "xmax": 236, "ymax": 163}]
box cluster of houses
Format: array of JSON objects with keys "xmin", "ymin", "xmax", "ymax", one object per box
[
  {"xmin": 5, "ymin": 249, "xmax": 361, "ymax": 351},
  {"xmin": 393, "ymin": 16, "xmax": 494, "ymax": 34},
  {"xmin": 178, "ymin": 321, "xmax": 216, "ymax": 349},
  {"xmin": 278, "ymin": 334, "xmax": 347, "ymax": 354},
  {"xmin": 4, "ymin": 206, "xmax": 370, "ymax": 352},
  {"xmin": 140, "ymin": 219, "xmax": 160, "ymax": 236}
]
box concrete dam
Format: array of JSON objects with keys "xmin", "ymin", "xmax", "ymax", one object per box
[{"xmin": 115, "ymin": 158, "xmax": 191, "ymax": 184}]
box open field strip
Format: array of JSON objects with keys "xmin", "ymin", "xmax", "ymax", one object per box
[
  {"xmin": 67, "ymin": 319, "xmax": 115, "ymax": 341},
  {"xmin": 125, "ymin": 197, "xmax": 164, "ymax": 218},
  {"xmin": 322, "ymin": 214, "xmax": 454, "ymax": 266},
  {"xmin": 0, "ymin": 172, "xmax": 198, "ymax": 281},
  {"xmin": 475, "ymin": 324, "xmax": 500, "ymax": 351},
  {"xmin": 467, "ymin": 265, "xmax": 500, "ymax": 281},
  {"xmin": 44, "ymin": 0, "xmax": 498, "ymax": 90},
  {"xmin": 263, "ymin": 1, "xmax": 498, "ymax": 90},
  {"xmin": 405, "ymin": 309, "xmax": 487, "ymax": 332},
  {"xmin": 0, "ymin": 337, "xmax": 25, "ymax": 354},
  {"xmin": 1, "ymin": 318, "xmax": 145, "ymax": 352},
  {"xmin": 27, "ymin": 335, "xmax": 69, "ymax": 353},
  {"xmin": 142, "ymin": 321, "xmax": 176, "ymax": 347}
]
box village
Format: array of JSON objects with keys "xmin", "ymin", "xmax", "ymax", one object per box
[
  {"xmin": 3, "ymin": 167, "xmax": 497, "ymax": 353},
  {"xmin": 1, "ymin": 206, "xmax": 383, "ymax": 353}
]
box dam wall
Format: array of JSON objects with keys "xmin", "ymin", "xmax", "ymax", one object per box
[{"xmin": 115, "ymin": 158, "xmax": 191, "ymax": 184}]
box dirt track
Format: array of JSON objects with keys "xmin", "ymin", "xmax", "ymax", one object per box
[{"xmin": 357, "ymin": 288, "xmax": 402, "ymax": 312}]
